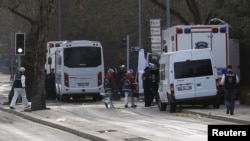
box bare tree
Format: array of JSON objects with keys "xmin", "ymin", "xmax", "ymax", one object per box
[
  {"xmin": 150, "ymin": 0, "xmax": 224, "ymax": 24},
  {"xmin": 7, "ymin": 0, "xmax": 56, "ymax": 111}
]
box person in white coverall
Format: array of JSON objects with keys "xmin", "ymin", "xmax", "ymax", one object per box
[{"xmin": 9, "ymin": 67, "xmax": 31, "ymax": 110}]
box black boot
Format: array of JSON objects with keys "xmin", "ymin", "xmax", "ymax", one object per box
[{"xmin": 230, "ymin": 110, "xmax": 234, "ymax": 115}]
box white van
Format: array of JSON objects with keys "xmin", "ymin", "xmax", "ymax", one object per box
[{"xmin": 157, "ymin": 49, "xmax": 220, "ymax": 112}]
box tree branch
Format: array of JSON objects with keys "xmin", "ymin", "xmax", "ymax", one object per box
[{"xmin": 8, "ymin": 1, "xmax": 35, "ymax": 24}]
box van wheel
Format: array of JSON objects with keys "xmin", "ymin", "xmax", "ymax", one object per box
[
  {"xmin": 169, "ymin": 102, "xmax": 176, "ymax": 113},
  {"xmin": 212, "ymin": 99, "xmax": 220, "ymax": 109},
  {"xmin": 212, "ymin": 93, "xmax": 220, "ymax": 109},
  {"xmin": 167, "ymin": 94, "xmax": 176, "ymax": 113},
  {"xmin": 157, "ymin": 99, "xmax": 167, "ymax": 111},
  {"xmin": 202, "ymin": 102, "xmax": 210, "ymax": 107}
]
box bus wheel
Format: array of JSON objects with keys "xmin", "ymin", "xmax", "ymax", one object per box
[{"xmin": 56, "ymin": 94, "xmax": 60, "ymax": 101}]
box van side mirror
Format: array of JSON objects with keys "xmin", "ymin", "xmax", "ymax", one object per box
[{"xmin": 48, "ymin": 57, "xmax": 52, "ymax": 65}]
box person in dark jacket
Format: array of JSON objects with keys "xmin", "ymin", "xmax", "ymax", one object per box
[
  {"xmin": 45, "ymin": 68, "xmax": 56, "ymax": 100},
  {"xmin": 117, "ymin": 65, "xmax": 126, "ymax": 97},
  {"xmin": 9, "ymin": 67, "xmax": 30, "ymax": 110},
  {"xmin": 150, "ymin": 69, "xmax": 159, "ymax": 105},
  {"xmin": 112, "ymin": 67, "xmax": 120, "ymax": 101},
  {"xmin": 220, "ymin": 65, "xmax": 240, "ymax": 115},
  {"xmin": 142, "ymin": 67, "xmax": 153, "ymax": 107}
]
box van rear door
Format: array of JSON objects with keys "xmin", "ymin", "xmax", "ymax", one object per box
[
  {"xmin": 172, "ymin": 51, "xmax": 196, "ymax": 100},
  {"xmin": 191, "ymin": 30, "xmax": 212, "ymax": 49},
  {"xmin": 172, "ymin": 49, "xmax": 217, "ymax": 100},
  {"xmin": 191, "ymin": 49, "xmax": 217, "ymax": 98}
]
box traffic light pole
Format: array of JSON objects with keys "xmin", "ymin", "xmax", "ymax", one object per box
[
  {"xmin": 126, "ymin": 35, "xmax": 129, "ymax": 71},
  {"xmin": 18, "ymin": 55, "xmax": 21, "ymax": 71}
]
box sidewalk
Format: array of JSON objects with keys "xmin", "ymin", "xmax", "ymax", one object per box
[
  {"xmin": 0, "ymin": 73, "xmax": 250, "ymax": 140},
  {"xmin": 181, "ymin": 103, "xmax": 250, "ymax": 124}
]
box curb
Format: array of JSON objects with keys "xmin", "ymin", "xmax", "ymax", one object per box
[{"xmin": 183, "ymin": 110, "xmax": 250, "ymax": 125}]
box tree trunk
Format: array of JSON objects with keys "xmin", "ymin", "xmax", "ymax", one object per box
[
  {"xmin": 31, "ymin": 22, "xmax": 47, "ymax": 110},
  {"xmin": 8, "ymin": 0, "xmax": 55, "ymax": 111}
]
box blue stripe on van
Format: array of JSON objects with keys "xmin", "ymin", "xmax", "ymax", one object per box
[{"xmin": 217, "ymin": 68, "xmax": 226, "ymax": 75}]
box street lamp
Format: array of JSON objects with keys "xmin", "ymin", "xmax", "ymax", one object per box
[{"xmin": 210, "ymin": 18, "xmax": 228, "ymax": 25}]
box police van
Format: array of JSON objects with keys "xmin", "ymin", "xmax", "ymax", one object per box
[{"xmin": 157, "ymin": 49, "xmax": 220, "ymax": 112}]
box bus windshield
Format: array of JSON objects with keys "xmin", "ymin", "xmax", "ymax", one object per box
[{"xmin": 64, "ymin": 46, "xmax": 101, "ymax": 68}]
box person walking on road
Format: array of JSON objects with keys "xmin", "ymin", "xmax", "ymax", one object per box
[
  {"xmin": 220, "ymin": 65, "xmax": 240, "ymax": 115},
  {"xmin": 122, "ymin": 69, "xmax": 137, "ymax": 108},
  {"xmin": 142, "ymin": 67, "xmax": 153, "ymax": 107},
  {"xmin": 104, "ymin": 68, "xmax": 118, "ymax": 109},
  {"xmin": 9, "ymin": 67, "xmax": 31, "ymax": 110}
]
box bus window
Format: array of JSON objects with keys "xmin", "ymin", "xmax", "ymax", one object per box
[{"xmin": 64, "ymin": 47, "xmax": 101, "ymax": 68}]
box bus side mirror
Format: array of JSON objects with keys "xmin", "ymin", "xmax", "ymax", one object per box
[
  {"xmin": 48, "ymin": 57, "xmax": 52, "ymax": 65},
  {"xmin": 164, "ymin": 45, "xmax": 168, "ymax": 52},
  {"xmin": 59, "ymin": 57, "xmax": 61, "ymax": 65}
]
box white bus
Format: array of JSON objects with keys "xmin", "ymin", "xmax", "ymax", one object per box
[{"xmin": 47, "ymin": 40, "xmax": 104, "ymax": 101}]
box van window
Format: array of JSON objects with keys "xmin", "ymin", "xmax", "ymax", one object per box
[{"xmin": 174, "ymin": 59, "xmax": 213, "ymax": 79}]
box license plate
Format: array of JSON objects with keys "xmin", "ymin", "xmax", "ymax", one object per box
[
  {"xmin": 78, "ymin": 83, "xmax": 89, "ymax": 86},
  {"xmin": 178, "ymin": 86, "xmax": 192, "ymax": 91}
]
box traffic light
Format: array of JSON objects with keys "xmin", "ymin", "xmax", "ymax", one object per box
[
  {"xmin": 122, "ymin": 38, "xmax": 127, "ymax": 47},
  {"xmin": 15, "ymin": 33, "xmax": 25, "ymax": 55}
]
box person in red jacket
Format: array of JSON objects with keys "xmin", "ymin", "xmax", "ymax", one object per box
[
  {"xmin": 122, "ymin": 69, "xmax": 137, "ymax": 108},
  {"xmin": 104, "ymin": 68, "xmax": 118, "ymax": 109}
]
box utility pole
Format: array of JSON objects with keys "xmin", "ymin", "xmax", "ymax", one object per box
[
  {"xmin": 58, "ymin": 0, "xmax": 61, "ymax": 40},
  {"xmin": 10, "ymin": 32, "xmax": 14, "ymax": 81},
  {"xmin": 138, "ymin": 0, "xmax": 142, "ymax": 48},
  {"xmin": 126, "ymin": 35, "xmax": 130, "ymax": 71},
  {"xmin": 166, "ymin": 0, "xmax": 171, "ymax": 28}
]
